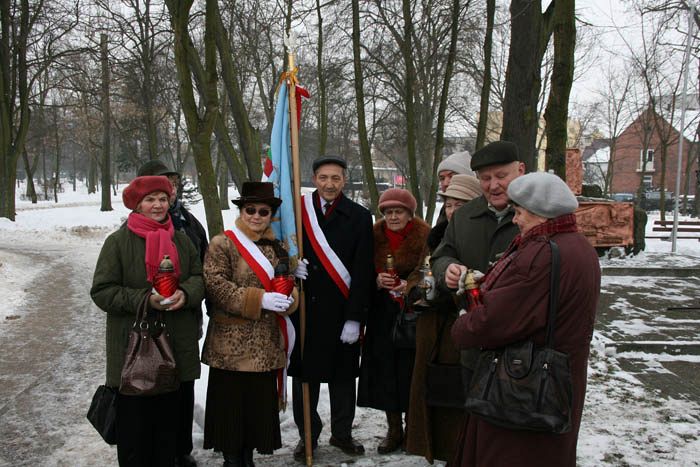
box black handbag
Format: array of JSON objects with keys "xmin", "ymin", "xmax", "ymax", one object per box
[
  {"xmin": 425, "ymin": 314, "xmax": 465, "ymax": 408},
  {"xmin": 391, "ymin": 306, "xmax": 418, "ymax": 349},
  {"xmin": 464, "ymin": 240, "xmax": 573, "ymax": 434},
  {"xmin": 86, "ymin": 385, "xmax": 118, "ymax": 445}
]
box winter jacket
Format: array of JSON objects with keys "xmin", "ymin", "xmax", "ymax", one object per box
[
  {"xmin": 91, "ymin": 225, "xmax": 205, "ymax": 387},
  {"xmin": 450, "ymin": 230, "xmax": 601, "ymax": 467},
  {"xmin": 431, "ymin": 195, "xmax": 519, "ymax": 285},
  {"xmin": 357, "ymin": 217, "xmax": 430, "ymax": 411},
  {"xmin": 201, "ymin": 218, "xmax": 299, "ymax": 373},
  {"xmin": 288, "ymin": 191, "xmax": 374, "ymax": 382},
  {"xmin": 406, "ymin": 220, "xmax": 464, "ymax": 463}
]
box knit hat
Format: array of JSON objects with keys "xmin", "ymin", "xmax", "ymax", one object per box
[
  {"xmin": 507, "ymin": 172, "xmax": 578, "ymax": 219},
  {"xmin": 441, "ymin": 174, "xmax": 482, "ymax": 202},
  {"xmin": 378, "ymin": 188, "xmax": 417, "ymax": 214},
  {"xmin": 122, "ymin": 176, "xmax": 173, "ymax": 210},
  {"xmin": 470, "ymin": 141, "xmax": 519, "ymax": 171},
  {"xmin": 137, "ymin": 160, "xmax": 180, "ymax": 177},
  {"xmin": 437, "ymin": 151, "xmax": 473, "ymax": 175},
  {"xmin": 232, "ymin": 181, "xmax": 282, "ymax": 209},
  {"xmin": 312, "ymin": 155, "xmax": 347, "ymax": 172}
]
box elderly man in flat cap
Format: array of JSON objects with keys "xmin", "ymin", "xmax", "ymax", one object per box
[
  {"xmin": 287, "ymin": 155, "xmax": 375, "ymax": 461},
  {"xmin": 430, "ymin": 140, "xmax": 525, "ymax": 389}
]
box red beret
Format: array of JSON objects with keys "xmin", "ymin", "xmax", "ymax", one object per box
[
  {"xmin": 378, "ymin": 188, "xmax": 417, "ymax": 214},
  {"xmin": 122, "ymin": 176, "xmax": 173, "ymax": 210}
]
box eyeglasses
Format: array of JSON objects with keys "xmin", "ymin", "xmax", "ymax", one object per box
[{"xmin": 244, "ymin": 206, "xmax": 271, "ymax": 217}]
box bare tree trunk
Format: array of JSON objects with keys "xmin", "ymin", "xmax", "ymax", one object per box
[
  {"xmin": 166, "ymin": 0, "xmax": 223, "ymax": 237},
  {"xmin": 22, "ymin": 149, "xmax": 37, "ymax": 202},
  {"xmin": 316, "ymin": 0, "xmax": 328, "ymax": 157},
  {"xmin": 351, "ymin": 0, "xmax": 379, "ymax": 212},
  {"xmin": 100, "ymin": 34, "xmax": 113, "ymax": 211},
  {"xmin": 52, "ymin": 106, "xmax": 61, "ymax": 203},
  {"xmin": 211, "ymin": 0, "xmax": 261, "ymax": 182},
  {"xmin": 0, "ymin": 0, "xmax": 31, "ymax": 220},
  {"xmin": 401, "ymin": 0, "xmax": 423, "ymax": 218},
  {"xmin": 543, "ymin": 0, "xmax": 575, "ymax": 179},
  {"xmin": 475, "ymin": 0, "xmax": 495, "ymax": 151},
  {"xmin": 501, "ymin": 0, "xmax": 554, "ymax": 172},
  {"xmin": 426, "ymin": 0, "xmax": 461, "ymax": 223}
]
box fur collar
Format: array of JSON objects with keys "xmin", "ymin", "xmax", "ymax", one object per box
[
  {"xmin": 234, "ymin": 217, "xmax": 275, "ymax": 242},
  {"xmin": 373, "ymin": 217, "xmax": 430, "ymax": 276}
]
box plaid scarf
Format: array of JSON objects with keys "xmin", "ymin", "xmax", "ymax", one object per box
[{"xmin": 480, "ymin": 213, "xmax": 578, "ymax": 291}]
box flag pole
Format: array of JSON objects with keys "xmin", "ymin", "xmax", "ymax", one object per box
[{"xmin": 285, "ymin": 33, "xmax": 313, "ymax": 467}]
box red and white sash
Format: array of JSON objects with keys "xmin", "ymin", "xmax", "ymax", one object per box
[
  {"xmin": 301, "ymin": 194, "xmax": 351, "ymax": 299},
  {"xmin": 224, "ymin": 226, "xmax": 296, "ymax": 410}
]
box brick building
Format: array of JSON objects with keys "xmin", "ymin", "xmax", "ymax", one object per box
[{"xmin": 608, "ymin": 107, "xmax": 698, "ymax": 195}]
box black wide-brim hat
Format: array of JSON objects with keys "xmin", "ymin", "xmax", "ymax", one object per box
[{"xmin": 232, "ymin": 181, "xmax": 282, "ymax": 208}]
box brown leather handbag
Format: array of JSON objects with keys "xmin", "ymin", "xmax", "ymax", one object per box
[{"xmin": 119, "ymin": 293, "xmax": 179, "ymax": 396}]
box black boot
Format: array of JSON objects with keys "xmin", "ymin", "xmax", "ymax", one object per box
[
  {"xmin": 377, "ymin": 411, "xmax": 403, "ymax": 454},
  {"xmin": 241, "ymin": 447, "xmax": 255, "ymax": 467},
  {"xmin": 223, "ymin": 451, "xmax": 242, "ymax": 467}
]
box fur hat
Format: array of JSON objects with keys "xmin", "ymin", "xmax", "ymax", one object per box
[
  {"xmin": 312, "ymin": 155, "xmax": 347, "ymax": 173},
  {"xmin": 470, "ymin": 141, "xmax": 519, "ymax": 171},
  {"xmin": 232, "ymin": 182, "xmax": 282, "ymax": 209},
  {"xmin": 137, "ymin": 160, "xmax": 180, "ymax": 177},
  {"xmin": 441, "ymin": 174, "xmax": 482, "ymax": 202},
  {"xmin": 437, "ymin": 151, "xmax": 473, "ymax": 175},
  {"xmin": 122, "ymin": 176, "xmax": 173, "ymax": 210},
  {"xmin": 507, "ymin": 172, "xmax": 578, "ymax": 219},
  {"xmin": 378, "ymin": 188, "xmax": 417, "ymax": 214}
]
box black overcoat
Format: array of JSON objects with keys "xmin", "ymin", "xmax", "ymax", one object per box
[{"xmin": 288, "ymin": 191, "xmax": 375, "ymax": 382}]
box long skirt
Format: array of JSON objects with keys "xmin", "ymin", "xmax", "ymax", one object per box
[{"xmin": 203, "ymin": 368, "xmax": 281, "ymax": 454}]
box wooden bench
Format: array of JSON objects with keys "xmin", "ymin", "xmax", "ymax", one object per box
[{"xmin": 647, "ymin": 220, "xmax": 700, "ymax": 240}]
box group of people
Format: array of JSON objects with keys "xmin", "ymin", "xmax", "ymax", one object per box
[{"xmin": 90, "ymin": 141, "xmax": 601, "ymax": 467}]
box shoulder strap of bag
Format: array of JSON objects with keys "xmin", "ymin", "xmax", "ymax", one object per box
[{"xmin": 545, "ymin": 240, "xmax": 561, "ymax": 348}]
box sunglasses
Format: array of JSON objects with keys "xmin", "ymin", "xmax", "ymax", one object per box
[{"xmin": 244, "ymin": 206, "xmax": 271, "ymax": 217}]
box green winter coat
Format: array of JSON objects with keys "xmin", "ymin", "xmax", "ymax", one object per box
[
  {"xmin": 91, "ymin": 225, "xmax": 205, "ymax": 387},
  {"xmin": 431, "ymin": 195, "xmax": 519, "ymax": 287}
]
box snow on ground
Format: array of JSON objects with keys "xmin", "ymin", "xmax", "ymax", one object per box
[{"xmin": 1, "ymin": 186, "xmax": 700, "ymax": 465}]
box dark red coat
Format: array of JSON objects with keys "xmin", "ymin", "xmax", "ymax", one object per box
[{"xmin": 451, "ymin": 231, "xmax": 600, "ymax": 467}]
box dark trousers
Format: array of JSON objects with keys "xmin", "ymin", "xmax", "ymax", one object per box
[
  {"xmin": 176, "ymin": 381, "xmax": 195, "ymax": 457},
  {"xmin": 116, "ymin": 389, "xmax": 179, "ymax": 467},
  {"xmin": 292, "ymin": 377, "xmax": 356, "ymax": 443}
]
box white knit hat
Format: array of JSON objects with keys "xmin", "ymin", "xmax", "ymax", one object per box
[
  {"xmin": 437, "ymin": 151, "xmax": 473, "ymax": 176},
  {"xmin": 507, "ymin": 172, "xmax": 578, "ymax": 219}
]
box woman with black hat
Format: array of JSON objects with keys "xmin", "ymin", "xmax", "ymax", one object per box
[
  {"xmin": 91, "ymin": 175, "xmax": 205, "ymax": 466},
  {"xmin": 201, "ymin": 182, "xmax": 300, "ymax": 467}
]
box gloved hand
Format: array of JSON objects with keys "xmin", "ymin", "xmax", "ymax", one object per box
[
  {"xmin": 261, "ymin": 292, "xmax": 294, "ymax": 312},
  {"xmin": 293, "ymin": 258, "xmax": 309, "ymax": 280},
  {"xmin": 340, "ymin": 320, "xmax": 361, "ymax": 344}
]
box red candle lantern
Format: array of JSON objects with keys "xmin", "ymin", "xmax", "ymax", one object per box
[
  {"xmin": 153, "ymin": 255, "xmax": 179, "ymax": 298},
  {"xmin": 270, "ymin": 262, "xmax": 295, "ymax": 297},
  {"xmin": 464, "ymin": 269, "xmax": 483, "ymax": 312}
]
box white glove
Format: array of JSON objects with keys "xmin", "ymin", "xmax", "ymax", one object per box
[
  {"xmin": 262, "ymin": 292, "xmax": 294, "ymax": 312},
  {"xmin": 293, "ymin": 258, "xmax": 309, "ymax": 280},
  {"xmin": 340, "ymin": 320, "xmax": 361, "ymax": 344}
]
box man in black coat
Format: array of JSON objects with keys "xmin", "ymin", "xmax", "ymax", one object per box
[
  {"xmin": 137, "ymin": 160, "xmax": 208, "ymax": 467},
  {"xmin": 288, "ymin": 155, "xmax": 375, "ymax": 461}
]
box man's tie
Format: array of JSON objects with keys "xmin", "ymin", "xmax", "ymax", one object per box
[{"xmin": 323, "ymin": 202, "xmax": 332, "ymax": 216}]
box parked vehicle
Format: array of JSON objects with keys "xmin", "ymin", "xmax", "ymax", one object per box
[{"xmin": 641, "ymin": 190, "xmax": 674, "ymax": 211}]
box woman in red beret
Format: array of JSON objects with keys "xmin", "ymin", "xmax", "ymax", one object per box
[
  {"xmin": 91, "ymin": 175, "xmax": 205, "ymax": 466},
  {"xmin": 357, "ymin": 188, "xmax": 430, "ymax": 454}
]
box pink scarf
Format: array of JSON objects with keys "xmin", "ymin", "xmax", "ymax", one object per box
[{"xmin": 126, "ymin": 212, "xmax": 181, "ymax": 282}]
